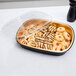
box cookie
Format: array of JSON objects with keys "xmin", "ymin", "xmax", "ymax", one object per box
[
  {"xmin": 55, "ymin": 32, "xmax": 63, "ymax": 36},
  {"xmin": 61, "ymin": 40, "xmax": 70, "ymax": 50},
  {"xmin": 52, "ymin": 40, "xmax": 62, "ymax": 51},
  {"xmin": 48, "ymin": 25, "xmax": 56, "ymax": 32},
  {"xmin": 41, "ymin": 28, "xmax": 47, "ymax": 33},
  {"xmin": 42, "ymin": 32, "xmax": 49, "ymax": 38},
  {"xmin": 63, "ymin": 32, "xmax": 71, "ymax": 40},
  {"xmin": 28, "ymin": 35, "xmax": 35, "ymax": 42},
  {"xmin": 55, "ymin": 34, "xmax": 64, "ymax": 42},
  {"xmin": 28, "ymin": 41, "xmax": 36, "ymax": 47},
  {"xmin": 35, "ymin": 31, "xmax": 43, "ymax": 37},
  {"xmin": 57, "ymin": 27, "xmax": 65, "ymax": 32},
  {"xmin": 21, "ymin": 39, "xmax": 28, "ymax": 45},
  {"xmin": 47, "ymin": 33, "xmax": 55, "ymax": 41}
]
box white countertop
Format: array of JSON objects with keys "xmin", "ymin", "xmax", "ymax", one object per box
[{"xmin": 0, "ymin": 6, "xmax": 76, "ymax": 76}]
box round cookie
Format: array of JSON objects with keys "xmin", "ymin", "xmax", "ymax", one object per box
[
  {"xmin": 55, "ymin": 34, "xmax": 64, "ymax": 42},
  {"xmin": 55, "ymin": 32, "xmax": 63, "ymax": 36},
  {"xmin": 52, "ymin": 40, "xmax": 62, "ymax": 51},
  {"xmin": 61, "ymin": 40, "xmax": 70, "ymax": 50},
  {"xmin": 63, "ymin": 32, "xmax": 71, "ymax": 40},
  {"xmin": 57, "ymin": 27, "xmax": 65, "ymax": 32}
]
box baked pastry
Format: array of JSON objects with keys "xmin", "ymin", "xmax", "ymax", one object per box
[
  {"xmin": 63, "ymin": 32, "xmax": 71, "ymax": 40},
  {"xmin": 48, "ymin": 25, "xmax": 56, "ymax": 32},
  {"xmin": 55, "ymin": 32, "xmax": 62, "ymax": 36},
  {"xmin": 61, "ymin": 40, "xmax": 70, "ymax": 50},
  {"xmin": 57, "ymin": 27, "xmax": 65, "ymax": 32},
  {"xmin": 28, "ymin": 35, "xmax": 35, "ymax": 42},
  {"xmin": 35, "ymin": 31, "xmax": 43, "ymax": 37},
  {"xmin": 52, "ymin": 40, "xmax": 62, "ymax": 51},
  {"xmin": 21, "ymin": 39, "xmax": 28, "ymax": 45},
  {"xmin": 42, "ymin": 32, "xmax": 49, "ymax": 38},
  {"xmin": 55, "ymin": 34, "xmax": 64, "ymax": 42},
  {"xmin": 47, "ymin": 33, "xmax": 55, "ymax": 42},
  {"xmin": 41, "ymin": 28, "xmax": 47, "ymax": 33}
]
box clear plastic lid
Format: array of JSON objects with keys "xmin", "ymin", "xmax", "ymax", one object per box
[
  {"xmin": 16, "ymin": 11, "xmax": 73, "ymax": 52},
  {"xmin": 17, "ymin": 11, "xmax": 52, "ymax": 38},
  {"xmin": 18, "ymin": 11, "xmax": 52, "ymax": 23}
]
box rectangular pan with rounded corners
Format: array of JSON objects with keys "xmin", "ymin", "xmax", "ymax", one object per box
[{"xmin": 16, "ymin": 19, "xmax": 74, "ymax": 56}]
